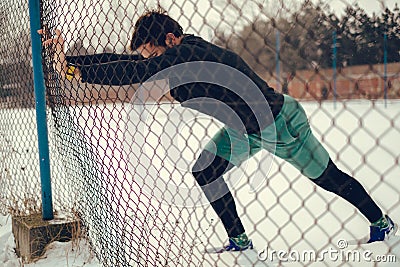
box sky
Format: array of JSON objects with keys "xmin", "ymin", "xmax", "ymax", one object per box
[{"xmin": 58, "ymin": 0, "xmax": 399, "ymax": 53}]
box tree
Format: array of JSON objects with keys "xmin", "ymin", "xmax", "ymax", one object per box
[
  {"xmin": 214, "ymin": 0, "xmax": 400, "ymax": 73},
  {"xmin": 214, "ymin": 0, "xmax": 335, "ymax": 74}
]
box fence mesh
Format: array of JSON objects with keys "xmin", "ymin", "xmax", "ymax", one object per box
[
  {"xmin": 0, "ymin": 0, "xmax": 40, "ymax": 215},
  {"xmin": 1, "ymin": 0, "xmax": 400, "ymax": 266}
]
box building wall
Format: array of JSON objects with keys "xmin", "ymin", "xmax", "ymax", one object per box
[{"xmin": 263, "ymin": 62, "xmax": 400, "ymax": 101}]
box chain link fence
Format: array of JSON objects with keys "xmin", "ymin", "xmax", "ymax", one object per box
[
  {"xmin": 1, "ymin": 0, "xmax": 400, "ymax": 266},
  {"xmin": 0, "ymin": 0, "xmax": 40, "ymax": 215}
]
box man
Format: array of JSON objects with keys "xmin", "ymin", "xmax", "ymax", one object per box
[{"xmin": 40, "ymin": 9, "xmax": 397, "ymax": 252}]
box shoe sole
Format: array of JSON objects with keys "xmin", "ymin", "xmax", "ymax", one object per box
[{"xmin": 386, "ymin": 222, "xmax": 398, "ymax": 240}]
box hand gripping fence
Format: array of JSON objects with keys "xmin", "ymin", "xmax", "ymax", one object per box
[{"xmin": 1, "ymin": 0, "xmax": 400, "ymax": 266}]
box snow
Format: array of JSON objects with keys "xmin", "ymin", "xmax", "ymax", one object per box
[
  {"xmin": 0, "ymin": 214, "xmax": 101, "ymax": 267},
  {"xmin": 1, "ymin": 99, "xmax": 400, "ymax": 266},
  {"xmin": 3, "ymin": 210, "xmax": 399, "ymax": 267}
]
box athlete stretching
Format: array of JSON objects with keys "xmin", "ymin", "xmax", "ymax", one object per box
[{"xmin": 40, "ymin": 9, "xmax": 397, "ymax": 251}]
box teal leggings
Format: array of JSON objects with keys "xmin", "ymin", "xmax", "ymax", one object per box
[{"xmin": 204, "ymin": 94, "xmax": 330, "ymax": 178}]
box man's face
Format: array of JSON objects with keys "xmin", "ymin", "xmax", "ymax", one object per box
[{"xmin": 137, "ymin": 43, "xmax": 166, "ymax": 58}]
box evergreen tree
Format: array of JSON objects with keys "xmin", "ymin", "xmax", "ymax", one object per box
[{"xmin": 214, "ymin": 1, "xmax": 400, "ymax": 71}]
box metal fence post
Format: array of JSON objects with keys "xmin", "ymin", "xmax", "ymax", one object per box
[
  {"xmin": 29, "ymin": 0, "xmax": 54, "ymax": 220},
  {"xmin": 276, "ymin": 29, "xmax": 281, "ymax": 90},
  {"xmin": 332, "ymin": 30, "xmax": 337, "ymax": 108},
  {"xmin": 384, "ymin": 33, "xmax": 388, "ymax": 107}
]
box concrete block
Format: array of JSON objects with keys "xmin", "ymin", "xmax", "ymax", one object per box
[{"xmin": 12, "ymin": 212, "xmax": 80, "ymax": 263}]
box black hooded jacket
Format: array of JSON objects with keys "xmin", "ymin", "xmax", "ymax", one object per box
[{"xmin": 66, "ymin": 35, "xmax": 284, "ymax": 134}]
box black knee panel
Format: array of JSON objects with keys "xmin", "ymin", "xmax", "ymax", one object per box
[
  {"xmin": 192, "ymin": 151, "xmax": 233, "ymax": 186},
  {"xmin": 310, "ymin": 159, "xmax": 351, "ymax": 194}
]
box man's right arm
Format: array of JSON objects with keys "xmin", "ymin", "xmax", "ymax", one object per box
[
  {"xmin": 74, "ymin": 45, "xmax": 189, "ymax": 86},
  {"xmin": 38, "ymin": 28, "xmax": 82, "ymax": 81},
  {"xmin": 65, "ymin": 53, "xmax": 142, "ymax": 83},
  {"xmin": 75, "ymin": 56, "xmax": 174, "ymax": 86},
  {"xmin": 39, "ymin": 29, "xmax": 186, "ymax": 86},
  {"xmin": 66, "ymin": 53, "xmax": 141, "ymax": 66}
]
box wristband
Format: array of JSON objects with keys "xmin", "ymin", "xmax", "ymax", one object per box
[{"xmin": 66, "ymin": 65, "xmax": 76, "ymax": 81}]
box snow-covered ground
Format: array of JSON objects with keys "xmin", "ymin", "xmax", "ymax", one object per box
[
  {"xmin": 2, "ymin": 212, "xmax": 400, "ymax": 267},
  {"xmin": 0, "ymin": 215, "xmax": 101, "ymax": 267},
  {"xmin": 1, "ymin": 99, "xmax": 400, "ymax": 267}
]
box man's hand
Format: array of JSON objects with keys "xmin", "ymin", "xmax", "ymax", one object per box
[{"xmin": 38, "ymin": 28, "xmax": 80, "ymax": 80}]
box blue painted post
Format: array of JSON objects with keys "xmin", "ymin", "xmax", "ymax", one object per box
[
  {"xmin": 276, "ymin": 29, "xmax": 281, "ymax": 90},
  {"xmin": 332, "ymin": 31, "xmax": 337, "ymax": 109},
  {"xmin": 384, "ymin": 33, "xmax": 388, "ymax": 107},
  {"xmin": 29, "ymin": 0, "xmax": 54, "ymax": 220}
]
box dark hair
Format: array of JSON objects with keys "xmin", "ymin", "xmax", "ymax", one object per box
[{"xmin": 130, "ymin": 8, "xmax": 183, "ymax": 51}]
